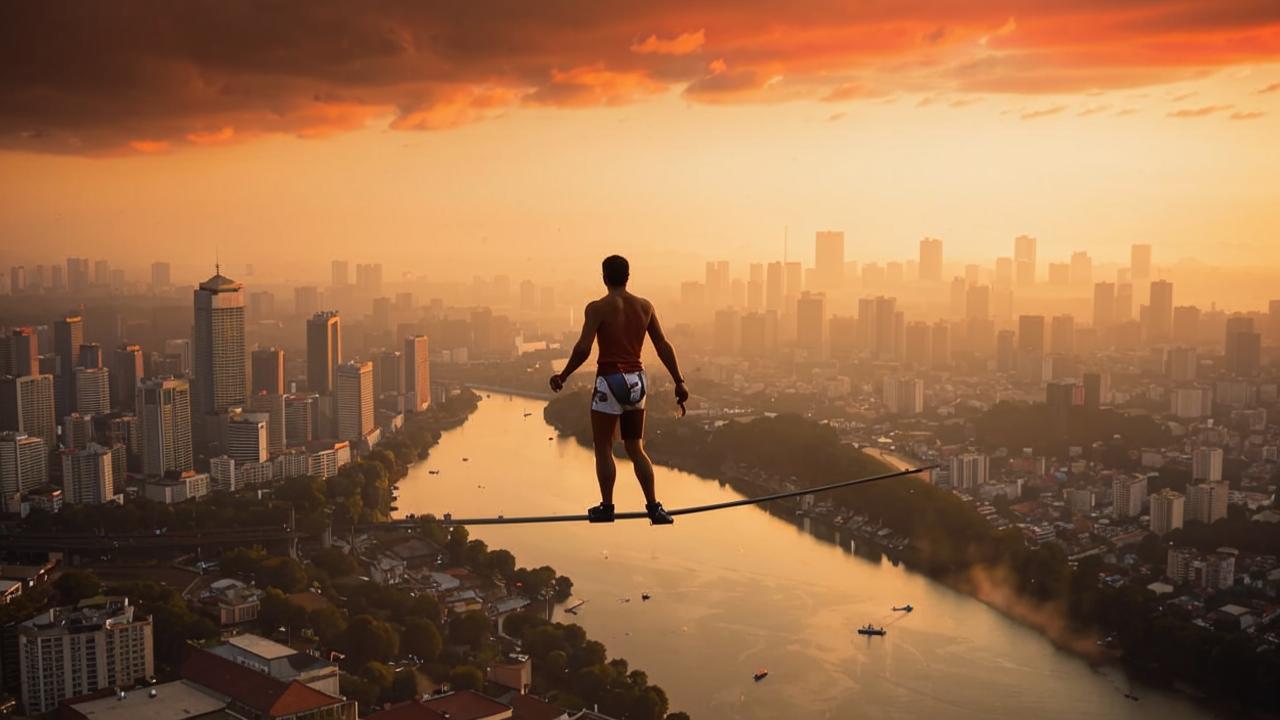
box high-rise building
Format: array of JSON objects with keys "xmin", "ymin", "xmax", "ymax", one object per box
[
  {"xmin": 0, "ymin": 327, "xmax": 39, "ymax": 377},
  {"xmin": 53, "ymin": 313, "xmax": 84, "ymax": 417},
  {"xmin": 1014, "ymin": 235, "xmax": 1036, "ymax": 285},
  {"xmin": 918, "ymin": 238, "xmax": 943, "ymax": 282},
  {"xmin": 784, "ymin": 261, "xmax": 802, "ymax": 300},
  {"xmin": 150, "ymin": 261, "xmax": 171, "ymax": 289},
  {"xmin": 1147, "ymin": 280, "xmax": 1173, "ymax": 343},
  {"xmin": 61, "ymin": 443, "xmax": 114, "ymax": 504},
  {"xmin": 1115, "ymin": 283, "xmax": 1134, "ymax": 323},
  {"xmin": 765, "ymin": 262, "xmax": 784, "ymax": 312},
  {"xmin": 8, "ymin": 266, "xmax": 26, "ymax": 294},
  {"xmin": 740, "ymin": 311, "xmax": 779, "ymax": 358},
  {"xmin": 335, "ymin": 361, "xmax": 374, "ymax": 442},
  {"xmin": 1092, "ymin": 282, "xmax": 1115, "ymax": 332},
  {"xmin": 1069, "ymin": 251, "xmax": 1092, "ymax": 285},
  {"xmin": 1046, "ymin": 262, "xmax": 1069, "ymax": 285},
  {"xmin": 949, "ymin": 277, "xmax": 966, "ymax": 319},
  {"xmin": 1166, "ymin": 346, "xmax": 1198, "ymax": 382},
  {"xmin": 192, "ymin": 270, "xmax": 247, "ymax": 416},
  {"xmin": 78, "ymin": 343, "xmax": 103, "ymax": 370},
  {"xmin": 996, "ymin": 330, "xmax": 1017, "ymax": 372},
  {"xmin": 110, "ymin": 344, "xmax": 143, "ymax": 411},
  {"xmin": 1150, "ymin": 489, "xmax": 1185, "ymax": 536},
  {"xmin": 1131, "ymin": 244, "xmax": 1152, "ymax": 281},
  {"xmin": 65, "ymin": 257, "xmax": 90, "ymax": 294},
  {"xmin": 1112, "ymin": 475, "xmax": 1147, "ymax": 519},
  {"xmin": 331, "ymin": 259, "xmax": 349, "ymax": 287},
  {"xmin": 1082, "ymin": 372, "xmax": 1104, "ymax": 410},
  {"xmin": 355, "ymin": 263, "xmax": 383, "ymax": 295},
  {"xmin": 1172, "ymin": 306, "xmax": 1201, "ymax": 344},
  {"xmin": 374, "ymin": 349, "xmax": 407, "ymax": 395},
  {"xmin": 713, "ymin": 309, "xmax": 741, "ymax": 355},
  {"xmin": 137, "ymin": 377, "xmax": 193, "ymax": 477},
  {"xmin": 73, "ymin": 366, "xmax": 111, "ymax": 415},
  {"xmin": 0, "ymin": 432, "xmax": 47, "ymax": 512},
  {"xmin": 0, "ymin": 374, "xmax": 56, "ymax": 449},
  {"xmin": 903, "ymin": 322, "xmax": 932, "ymax": 367},
  {"xmin": 882, "ymin": 377, "xmax": 924, "ymax": 415},
  {"xmin": 1192, "ymin": 446, "xmax": 1223, "ymax": 482},
  {"xmin": 294, "ymin": 286, "xmax": 320, "ymax": 317},
  {"xmin": 1051, "ymin": 315, "xmax": 1075, "ymax": 355},
  {"xmin": 995, "ymin": 257, "xmax": 1015, "ymax": 287},
  {"xmin": 965, "ymin": 285, "xmax": 994, "ymax": 355},
  {"xmin": 306, "ymin": 311, "xmax": 343, "ymax": 394},
  {"xmin": 251, "ymin": 347, "xmax": 286, "ymax": 395},
  {"xmin": 950, "ymin": 453, "xmax": 989, "ymax": 491},
  {"xmin": 17, "ymin": 597, "xmax": 154, "ymax": 714},
  {"xmin": 225, "ymin": 414, "xmax": 268, "ymax": 465},
  {"xmin": 1187, "ymin": 481, "xmax": 1229, "ymax": 525},
  {"xmin": 403, "ymin": 335, "xmax": 430, "ymax": 412},
  {"xmin": 1224, "ymin": 316, "xmax": 1261, "ymax": 377},
  {"xmin": 931, "ymin": 321, "xmax": 951, "ymax": 367},
  {"xmin": 248, "ymin": 393, "xmax": 285, "ymax": 456},
  {"xmin": 1018, "ymin": 315, "xmax": 1046, "ymax": 354},
  {"xmin": 61, "ymin": 413, "xmax": 94, "ymax": 450},
  {"xmin": 814, "ymin": 231, "xmax": 845, "ymax": 290},
  {"xmin": 747, "ymin": 263, "xmax": 764, "ymax": 310},
  {"xmin": 284, "ymin": 394, "xmax": 316, "ymax": 447},
  {"xmin": 795, "ymin": 292, "xmax": 826, "ymax": 354}
]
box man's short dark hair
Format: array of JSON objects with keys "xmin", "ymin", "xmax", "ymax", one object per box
[{"xmin": 602, "ymin": 255, "xmax": 629, "ymax": 287}]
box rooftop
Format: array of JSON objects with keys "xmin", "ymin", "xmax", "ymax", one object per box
[
  {"xmin": 63, "ymin": 681, "xmax": 226, "ymax": 720},
  {"xmin": 224, "ymin": 633, "xmax": 296, "ymax": 660}
]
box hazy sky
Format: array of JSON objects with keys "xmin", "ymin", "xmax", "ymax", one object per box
[{"xmin": 2, "ymin": 2, "xmax": 1278, "ymax": 278}]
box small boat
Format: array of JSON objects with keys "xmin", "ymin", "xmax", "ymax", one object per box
[
  {"xmin": 857, "ymin": 624, "xmax": 887, "ymax": 636},
  {"xmin": 641, "ymin": 593, "xmax": 651, "ymax": 601},
  {"xmin": 892, "ymin": 605, "xmax": 913, "ymax": 613},
  {"xmin": 523, "ymin": 412, "xmax": 533, "ymax": 417},
  {"xmin": 462, "ymin": 457, "xmax": 469, "ymax": 462},
  {"xmin": 753, "ymin": 669, "xmax": 769, "ymax": 682},
  {"xmin": 428, "ymin": 470, "xmax": 441, "ymax": 475}
]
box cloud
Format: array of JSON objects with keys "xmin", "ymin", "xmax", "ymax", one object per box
[
  {"xmin": 1230, "ymin": 110, "xmax": 1265, "ymax": 120},
  {"xmin": 1170, "ymin": 91, "xmax": 1198, "ymax": 101},
  {"xmin": 3, "ymin": 2, "xmax": 1279, "ymax": 154},
  {"xmin": 1021, "ymin": 105, "xmax": 1066, "ymax": 120},
  {"xmin": 1258, "ymin": 81, "xmax": 1280, "ymax": 94},
  {"xmin": 1077, "ymin": 104, "xmax": 1111, "ymax": 116},
  {"xmin": 630, "ymin": 29, "xmax": 705, "ymax": 56},
  {"xmin": 827, "ymin": 112, "xmax": 847, "ymax": 122},
  {"xmin": 1167, "ymin": 104, "xmax": 1233, "ymax": 118}
]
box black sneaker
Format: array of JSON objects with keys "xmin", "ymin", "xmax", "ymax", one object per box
[
  {"xmin": 587, "ymin": 502, "xmax": 615, "ymax": 523},
  {"xmin": 646, "ymin": 502, "xmax": 674, "ymax": 525}
]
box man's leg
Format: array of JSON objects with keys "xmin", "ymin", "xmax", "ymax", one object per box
[
  {"xmin": 590, "ymin": 410, "xmax": 619, "ymax": 504},
  {"xmin": 621, "ymin": 411, "xmax": 656, "ymax": 505}
]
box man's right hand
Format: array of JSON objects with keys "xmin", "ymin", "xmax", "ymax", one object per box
[
  {"xmin": 674, "ymin": 381, "xmax": 689, "ymax": 414},
  {"xmin": 549, "ymin": 375, "xmax": 565, "ymax": 393}
]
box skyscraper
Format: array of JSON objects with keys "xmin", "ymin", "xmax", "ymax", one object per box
[
  {"xmin": 1115, "ymin": 283, "xmax": 1134, "ymax": 323},
  {"xmin": 248, "ymin": 392, "xmax": 286, "ymax": 456},
  {"xmin": 1150, "ymin": 489, "xmax": 1185, "ymax": 536},
  {"xmin": 374, "ymin": 349, "xmax": 406, "ymax": 395},
  {"xmin": 1187, "ymin": 481, "xmax": 1228, "ymax": 525},
  {"xmin": 1173, "ymin": 306, "xmax": 1201, "ymax": 344},
  {"xmin": 110, "ymin": 344, "xmax": 143, "ymax": 411},
  {"xmin": 1131, "ymin": 243, "xmax": 1152, "ymax": 281},
  {"xmin": 795, "ymin": 292, "xmax": 826, "ymax": 354},
  {"xmin": 1014, "ymin": 235, "xmax": 1036, "ymax": 285},
  {"xmin": 284, "ymin": 393, "xmax": 316, "ymax": 447},
  {"xmin": 150, "ymin": 261, "xmax": 171, "ymax": 288},
  {"xmin": 53, "ymin": 313, "xmax": 84, "ymax": 417},
  {"xmin": 0, "ymin": 327, "xmax": 39, "ymax": 377},
  {"xmin": 137, "ymin": 377, "xmax": 193, "ymax": 477},
  {"xmin": 747, "ymin": 263, "xmax": 764, "ymax": 310},
  {"xmin": 1147, "ymin": 280, "xmax": 1173, "ymax": 343},
  {"xmin": 294, "ymin": 286, "xmax": 320, "ymax": 317},
  {"xmin": 78, "ymin": 343, "xmax": 103, "ymax": 369},
  {"xmin": 192, "ymin": 269, "xmax": 247, "ymax": 416},
  {"xmin": 950, "ymin": 453, "xmax": 989, "ymax": 491},
  {"xmin": 0, "ymin": 432, "xmax": 47, "ymax": 512},
  {"xmin": 1192, "ymin": 446, "xmax": 1223, "ymax": 482},
  {"xmin": 331, "ymin": 259, "xmax": 349, "ymax": 287},
  {"xmin": 73, "ymin": 367, "xmax": 111, "ymax": 415},
  {"xmin": 1051, "ymin": 315, "xmax": 1075, "ymax": 355},
  {"xmin": 0, "ymin": 374, "xmax": 56, "ymax": 449},
  {"xmin": 335, "ymin": 361, "xmax": 374, "ymax": 442},
  {"xmin": 1112, "ymin": 475, "xmax": 1147, "ymax": 519},
  {"xmin": 404, "ymin": 335, "xmax": 431, "ymax": 412},
  {"xmin": 872, "ymin": 296, "xmax": 897, "ymax": 360},
  {"xmin": 225, "ymin": 414, "xmax": 268, "ymax": 464},
  {"xmin": 61, "ymin": 443, "xmax": 114, "ymax": 504},
  {"xmin": 765, "ymin": 262, "xmax": 784, "ymax": 312},
  {"xmin": 65, "ymin": 257, "xmax": 90, "ymax": 294},
  {"xmin": 1069, "ymin": 251, "xmax": 1092, "ymax": 285},
  {"xmin": 1224, "ymin": 316, "xmax": 1261, "ymax": 377},
  {"xmin": 306, "ymin": 311, "xmax": 343, "ymax": 394},
  {"xmin": 814, "ymin": 231, "xmax": 845, "ymax": 290},
  {"xmin": 918, "ymin": 238, "xmax": 943, "ymax": 282},
  {"xmin": 965, "ymin": 285, "xmax": 993, "ymax": 355},
  {"xmin": 251, "ymin": 347, "xmax": 286, "ymax": 395}
]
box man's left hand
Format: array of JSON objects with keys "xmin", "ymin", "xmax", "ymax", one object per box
[{"xmin": 549, "ymin": 375, "xmax": 565, "ymax": 393}]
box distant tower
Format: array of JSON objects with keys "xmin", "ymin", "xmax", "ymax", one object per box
[
  {"xmin": 53, "ymin": 313, "xmax": 84, "ymax": 418},
  {"xmin": 335, "ymin": 361, "xmax": 374, "ymax": 441},
  {"xmin": 1130, "ymin": 244, "xmax": 1152, "ymax": 281},
  {"xmin": 1014, "ymin": 235, "xmax": 1036, "ymax": 285},
  {"xmin": 918, "ymin": 238, "xmax": 943, "ymax": 282},
  {"xmin": 814, "ymin": 231, "xmax": 845, "ymax": 291},
  {"xmin": 1147, "ymin": 280, "xmax": 1174, "ymax": 343},
  {"xmin": 403, "ymin": 335, "xmax": 431, "ymax": 412},
  {"xmin": 306, "ymin": 311, "xmax": 343, "ymax": 394},
  {"xmin": 192, "ymin": 268, "xmax": 247, "ymax": 456},
  {"xmin": 251, "ymin": 347, "xmax": 286, "ymax": 395}
]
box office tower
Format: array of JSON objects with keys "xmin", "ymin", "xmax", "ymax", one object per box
[
  {"xmin": 9, "ymin": 266, "xmax": 26, "ymax": 294},
  {"xmin": 1147, "ymin": 280, "xmax": 1173, "ymax": 342},
  {"xmin": 53, "ymin": 313, "xmax": 84, "ymax": 417},
  {"xmin": 294, "ymin": 286, "xmax": 320, "ymax": 316},
  {"xmin": 1187, "ymin": 481, "xmax": 1229, "ymax": 525},
  {"xmin": 883, "ymin": 377, "xmax": 924, "ymax": 415},
  {"xmin": 247, "ymin": 291, "xmax": 275, "ymax": 322},
  {"xmin": 1069, "ymin": 251, "xmax": 1092, "ymax": 285},
  {"xmin": 950, "ymin": 453, "xmax": 989, "ymax": 491},
  {"xmin": 335, "ymin": 361, "xmax": 374, "ymax": 441},
  {"xmin": 903, "ymin": 322, "xmax": 932, "ymax": 367},
  {"xmin": 251, "ymin": 347, "xmax": 285, "ymax": 395},
  {"xmin": 284, "ymin": 394, "xmax": 316, "ymax": 446},
  {"xmin": 765, "ymin": 262, "xmax": 784, "ymax": 312},
  {"xmin": 0, "ymin": 327, "xmax": 39, "ymax": 377},
  {"xmin": 72, "ymin": 366, "xmax": 111, "ymax": 415},
  {"xmin": 306, "ymin": 311, "xmax": 342, "ymax": 394},
  {"xmin": 17, "ymin": 597, "xmax": 154, "ymax": 714},
  {"xmin": 795, "ymin": 292, "xmax": 826, "ymax": 354},
  {"xmin": 62, "ymin": 443, "xmax": 114, "ymax": 504},
  {"xmin": 856, "ymin": 296, "xmax": 895, "ymax": 360},
  {"xmin": 62, "ymin": 413, "xmax": 94, "ymax": 450},
  {"xmin": 784, "ymin": 261, "xmax": 802, "ymax": 300},
  {"xmin": 996, "ymin": 330, "xmax": 1017, "ymax": 372},
  {"xmin": 930, "ymin": 321, "xmax": 951, "ymax": 367},
  {"xmin": 374, "ymin": 349, "xmax": 406, "ymax": 395},
  {"xmin": 404, "ymin": 335, "xmax": 430, "ymax": 412},
  {"xmin": 908, "ymin": 238, "xmax": 942, "ymax": 283},
  {"xmin": 0, "ymin": 374, "xmax": 56, "ymax": 449},
  {"xmin": 1047, "ymin": 263, "xmax": 1069, "ymax": 285},
  {"xmin": 1224, "ymin": 317, "xmax": 1261, "ymax": 377},
  {"xmin": 77, "ymin": 343, "xmax": 103, "ymax": 369},
  {"xmin": 355, "ymin": 263, "xmax": 383, "ymax": 295},
  {"xmin": 0, "ymin": 432, "xmax": 47, "ymax": 511},
  {"xmin": 825, "ymin": 315, "xmax": 856, "ymax": 357},
  {"xmin": 747, "ymin": 263, "xmax": 764, "ymax": 311},
  {"xmin": 740, "ymin": 311, "xmax": 779, "ymax": 358},
  {"xmin": 1131, "ymin": 243, "xmax": 1151, "ymax": 281},
  {"xmin": 150, "ymin": 261, "xmax": 171, "ymax": 288},
  {"xmin": 370, "ymin": 296, "xmax": 392, "ymax": 332},
  {"xmin": 710, "ymin": 309, "xmax": 740, "ymax": 355},
  {"xmin": 66, "ymin": 257, "xmax": 90, "ymax": 294},
  {"xmin": 1173, "ymin": 306, "xmax": 1201, "ymax": 344},
  {"xmin": 1166, "ymin": 346, "xmax": 1198, "ymax": 382},
  {"xmin": 1050, "ymin": 315, "xmax": 1075, "ymax": 355},
  {"xmin": 159, "ymin": 339, "xmax": 190, "ymax": 375},
  {"xmin": 137, "ymin": 377, "xmax": 193, "ymax": 477},
  {"xmin": 110, "ymin": 344, "xmax": 143, "ymax": 411},
  {"xmin": 814, "ymin": 231, "xmax": 845, "ymax": 290},
  {"xmin": 1150, "ymin": 489, "xmax": 1185, "ymax": 536},
  {"xmin": 519, "ymin": 279, "xmax": 537, "ymax": 311},
  {"xmin": 1082, "ymin": 372, "xmax": 1103, "ymax": 410},
  {"xmin": 1018, "ymin": 315, "xmax": 1046, "ymax": 354},
  {"xmin": 965, "ymin": 285, "xmax": 993, "ymax": 354},
  {"xmin": 331, "ymin": 259, "xmax": 349, "ymax": 287},
  {"xmin": 1111, "ymin": 475, "xmax": 1147, "ymax": 519},
  {"xmin": 1014, "ymin": 235, "xmax": 1036, "ymax": 285},
  {"xmin": 192, "ymin": 269, "xmax": 247, "ymax": 416},
  {"xmin": 93, "ymin": 260, "xmax": 110, "ymax": 287},
  {"xmin": 225, "ymin": 414, "xmax": 268, "ymax": 464},
  {"xmin": 248, "ymin": 393, "xmax": 285, "ymax": 456},
  {"xmin": 704, "ymin": 261, "xmax": 729, "ymax": 308},
  {"xmin": 1192, "ymin": 447, "xmax": 1223, "ymax": 482}
]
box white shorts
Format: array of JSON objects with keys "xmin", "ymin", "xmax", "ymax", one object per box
[{"xmin": 592, "ymin": 371, "xmax": 647, "ymax": 415}]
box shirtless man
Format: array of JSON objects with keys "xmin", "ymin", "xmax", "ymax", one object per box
[{"xmin": 549, "ymin": 255, "xmax": 690, "ymax": 524}]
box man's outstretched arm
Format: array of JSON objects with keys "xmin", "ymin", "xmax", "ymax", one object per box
[
  {"xmin": 647, "ymin": 310, "xmax": 689, "ymax": 405},
  {"xmin": 550, "ymin": 303, "xmax": 599, "ymax": 392}
]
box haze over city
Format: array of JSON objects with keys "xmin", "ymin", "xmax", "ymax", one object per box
[{"xmin": 2, "ymin": 3, "xmax": 1280, "ymax": 720}]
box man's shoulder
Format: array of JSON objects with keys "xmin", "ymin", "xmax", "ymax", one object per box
[{"xmin": 627, "ymin": 293, "xmax": 654, "ymax": 311}]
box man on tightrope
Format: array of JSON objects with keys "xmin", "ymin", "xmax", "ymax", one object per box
[{"xmin": 549, "ymin": 255, "xmax": 690, "ymax": 524}]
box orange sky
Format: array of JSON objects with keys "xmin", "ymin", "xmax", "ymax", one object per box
[{"xmin": 1, "ymin": 2, "xmax": 1278, "ymax": 277}]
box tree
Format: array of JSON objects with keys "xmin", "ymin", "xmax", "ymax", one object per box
[
  {"xmin": 311, "ymin": 547, "xmax": 359, "ymax": 578},
  {"xmin": 261, "ymin": 557, "xmax": 309, "ymax": 593},
  {"xmin": 54, "ymin": 570, "xmax": 101, "ymax": 603},
  {"xmin": 390, "ymin": 669, "xmax": 422, "ymax": 703},
  {"xmin": 447, "ymin": 665, "xmax": 484, "ymax": 691},
  {"xmin": 339, "ymin": 675, "xmax": 379, "ymax": 712},
  {"xmin": 448, "ymin": 610, "xmax": 490, "ymax": 650},
  {"xmin": 310, "ymin": 606, "xmax": 348, "ymax": 645},
  {"xmin": 259, "ymin": 588, "xmax": 307, "ymax": 633},
  {"xmin": 485, "ymin": 549, "xmax": 516, "ymax": 580},
  {"xmin": 401, "ymin": 618, "xmax": 442, "ymax": 662},
  {"xmin": 342, "ymin": 615, "xmax": 399, "ymax": 666},
  {"xmin": 666, "ymin": 714, "xmax": 691, "ymax": 720},
  {"xmin": 360, "ymin": 661, "xmax": 396, "ymax": 693}
]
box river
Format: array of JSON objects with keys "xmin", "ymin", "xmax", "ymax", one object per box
[{"xmin": 395, "ymin": 393, "xmax": 1219, "ymax": 720}]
